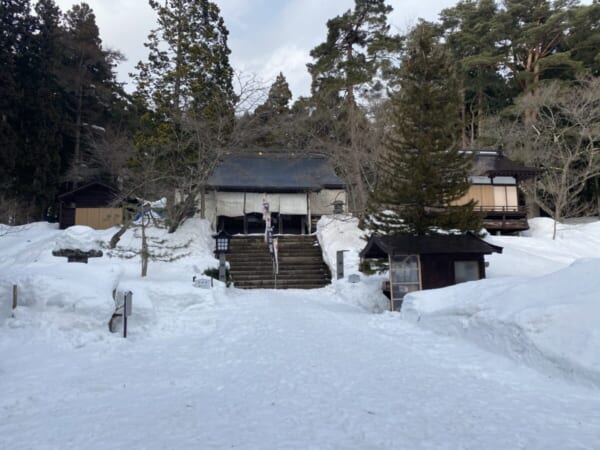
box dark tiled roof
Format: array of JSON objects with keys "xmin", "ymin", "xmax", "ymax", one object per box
[
  {"xmin": 466, "ymin": 150, "xmax": 540, "ymax": 180},
  {"xmin": 360, "ymin": 232, "xmax": 503, "ymax": 259},
  {"xmin": 207, "ymin": 156, "xmax": 346, "ymax": 191},
  {"xmin": 57, "ymin": 181, "xmax": 117, "ymax": 201}
]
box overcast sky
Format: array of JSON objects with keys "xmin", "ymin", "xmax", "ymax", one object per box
[{"xmin": 53, "ymin": 0, "xmax": 461, "ymax": 99}]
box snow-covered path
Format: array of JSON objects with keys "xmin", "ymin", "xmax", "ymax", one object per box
[{"xmin": 2, "ymin": 288, "xmax": 599, "ymax": 449}]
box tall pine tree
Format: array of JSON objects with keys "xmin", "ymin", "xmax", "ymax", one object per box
[
  {"xmin": 364, "ymin": 21, "xmax": 481, "ymax": 236},
  {"xmin": 251, "ymin": 72, "xmax": 292, "ymax": 147},
  {"xmin": 133, "ymin": 0, "xmax": 236, "ymax": 231},
  {"xmin": 497, "ymin": 0, "xmax": 583, "ymax": 124},
  {"xmin": 13, "ymin": 0, "xmax": 65, "ymax": 219},
  {"xmin": 0, "ymin": 0, "xmax": 31, "ymax": 211},
  {"xmin": 440, "ymin": 0, "xmax": 513, "ymax": 146},
  {"xmin": 62, "ymin": 2, "xmax": 122, "ymax": 184},
  {"xmin": 306, "ymin": 0, "xmax": 402, "ymax": 215}
]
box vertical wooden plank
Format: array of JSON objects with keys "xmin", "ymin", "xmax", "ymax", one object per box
[
  {"xmin": 506, "ymin": 186, "xmax": 518, "ymax": 210},
  {"xmin": 95, "ymin": 208, "xmax": 104, "ymax": 229},
  {"xmin": 494, "ymin": 186, "xmax": 507, "ymax": 209},
  {"xmin": 87, "ymin": 208, "xmax": 96, "ymax": 229},
  {"xmin": 101, "ymin": 208, "xmax": 109, "ymax": 228},
  {"xmin": 482, "ymin": 185, "xmax": 494, "ymax": 209}
]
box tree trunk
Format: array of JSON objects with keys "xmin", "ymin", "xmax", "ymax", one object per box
[
  {"xmin": 460, "ymin": 82, "xmax": 467, "ymax": 148},
  {"xmin": 173, "ymin": 4, "xmax": 184, "ymax": 117},
  {"xmin": 109, "ymin": 217, "xmax": 132, "ymax": 249},
  {"xmin": 525, "ymin": 191, "xmax": 540, "ymax": 218},
  {"xmin": 345, "ymin": 43, "xmax": 355, "ymax": 107},
  {"xmin": 73, "ymin": 84, "xmax": 83, "ymax": 183},
  {"xmin": 141, "ymin": 215, "xmax": 148, "ymax": 277},
  {"xmin": 477, "ymin": 87, "xmax": 484, "ymax": 142},
  {"xmin": 348, "ymin": 106, "xmax": 367, "ymax": 216},
  {"xmin": 470, "ymin": 108, "xmax": 475, "ymax": 146},
  {"xmin": 523, "ymin": 179, "xmax": 540, "ymax": 218},
  {"xmin": 200, "ymin": 184, "xmax": 206, "ymax": 219},
  {"xmin": 552, "ymin": 207, "xmax": 560, "ymax": 240}
]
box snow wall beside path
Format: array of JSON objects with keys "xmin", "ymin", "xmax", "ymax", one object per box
[{"xmin": 401, "ymin": 258, "xmax": 600, "ymax": 387}]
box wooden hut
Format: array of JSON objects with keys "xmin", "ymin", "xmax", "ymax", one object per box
[
  {"xmin": 58, "ymin": 182, "xmax": 122, "ymax": 230},
  {"xmin": 360, "ymin": 233, "xmax": 503, "ymax": 311},
  {"xmin": 455, "ymin": 150, "xmax": 540, "ymax": 233}
]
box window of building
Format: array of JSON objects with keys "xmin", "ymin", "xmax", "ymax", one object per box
[{"xmin": 454, "ymin": 260, "xmax": 480, "ymax": 283}]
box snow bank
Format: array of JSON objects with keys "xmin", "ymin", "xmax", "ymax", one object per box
[
  {"xmin": 0, "ymin": 263, "xmax": 123, "ymax": 347},
  {"xmin": 485, "ymin": 217, "xmax": 600, "ymax": 277},
  {"xmin": 326, "ymin": 275, "xmax": 390, "ymax": 313},
  {"xmin": 316, "ymin": 215, "xmax": 364, "ymax": 279},
  {"xmin": 0, "ymin": 218, "xmax": 219, "ymax": 343},
  {"xmin": 402, "ymin": 217, "xmax": 600, "ymax": 386},
  {"xmin": 316, "ymin": 215, "xmax": 389, "ymax": 312},
  {"xmin": 402, "ymin": 258, "xmax": 600, "ymax": 386},
  {"xmin": 3, "ymin": 214, "xmax": 600, "ymax": 385}
]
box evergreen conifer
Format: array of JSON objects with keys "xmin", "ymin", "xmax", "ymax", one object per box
[{"xmin": 363, "ymin": 21, "xmax": 481, "ymax": 236}]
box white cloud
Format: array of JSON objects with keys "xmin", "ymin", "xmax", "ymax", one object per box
[
  {"xmin": 52, "ymin": 0, "xmax": 465, "ymax": 98},
  {"xmin": 235, "ymin": 44, "xmax": 311, "ymax": 99}
]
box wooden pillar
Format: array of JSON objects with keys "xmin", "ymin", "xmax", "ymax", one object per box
[
  {"xmin": 243, "ymin": 192, "xmax": 248, "ymax": 235},
  {"xmin": 306, "ymin": 192, "xmax": 311, "ymax": 234}
]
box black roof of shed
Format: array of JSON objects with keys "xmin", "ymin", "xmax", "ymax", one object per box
[
  {"xmin": 207, "ymin": 156, "xmax": 346, "ymax": 192},
  {"xmin": 360, "ymin": 232, "xmax": 503, "ymax": 259},
  {"xmin": 57, "ymin": 181, "xmax": 118, "ymax": 202}
]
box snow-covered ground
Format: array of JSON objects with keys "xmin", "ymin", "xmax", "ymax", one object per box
[
  {"xmin": 402, "ymin": 218, "xmax": 600, "ymax": 388},
  {"xmin": 1, "ymin": 216, "xmax": 600, "ymax": 449}
]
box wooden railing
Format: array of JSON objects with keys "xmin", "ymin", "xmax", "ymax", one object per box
[
  {"xmin": 474, "ymin": 205, "xmax": 528, "ymax": 217},
  {"xmin": 476, "ymin": 205, "xmax": 529, "ymax": 231}
]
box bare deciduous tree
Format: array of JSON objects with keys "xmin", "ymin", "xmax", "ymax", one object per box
[{"xmin": 487, "ymin": 77, "xmax": 600, "ymax": 239}]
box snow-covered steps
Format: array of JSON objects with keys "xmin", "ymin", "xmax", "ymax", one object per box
[{"xmin": 228, "ymin": 235, "xmax": 331, "ymax": 289}]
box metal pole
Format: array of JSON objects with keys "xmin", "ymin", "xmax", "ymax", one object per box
[
  {"xmin": 123, "ymin": 314, "xmax": 127, "ymax": 338},
  {"xmin": 12, "ymin": 285, "xmax": 17, "ymax": 309}
]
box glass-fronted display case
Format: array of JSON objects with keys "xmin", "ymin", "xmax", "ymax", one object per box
[{"xmin": 390, "ymin": 254, "xmax": 421, "ymax": 311}]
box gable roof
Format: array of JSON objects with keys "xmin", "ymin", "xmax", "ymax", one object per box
[
  {"xmin": 360, "ymin": 232, "xmax": 503, "ymax": 259},
  {"xmin": 207, "ymin": 156, "xmax": 346, "ymax": 192},
  {"xmin": 466, "ymin": 150, "xmax": 540, "ymax": 180},
  {"xmin": 57, "ymin": 181, "xmax": 118, "ymax": 201}
]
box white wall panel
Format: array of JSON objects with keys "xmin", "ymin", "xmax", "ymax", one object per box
[
  {"xmin": 216, "ymin": 192, "xmax": 245, "ymax": 217},
  {"xmin": 279, "ymin": 193, "xmax": 307, "ymax": 215}
]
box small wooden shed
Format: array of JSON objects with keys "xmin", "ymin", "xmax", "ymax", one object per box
[
  {"xmin": 58, "ymin": 182, "xmax": 122, "ymax": 230},
  {"xmin": 360, "ymin": 233, "xmax": 503, "ymax": 311}
]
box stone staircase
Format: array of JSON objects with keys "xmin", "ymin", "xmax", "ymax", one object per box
[{"xmin": 227, "ymin": 235, "xmax": 331, "ymax": 289}]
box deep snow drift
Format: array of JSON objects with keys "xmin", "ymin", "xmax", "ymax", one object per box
[
  {"xmin": 1, "ymin": 216, "xmax": 600, "ymax": 449},
  {"xmin": 401, "ymin": 218, "xmax": 600, "ymax": 387}
]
